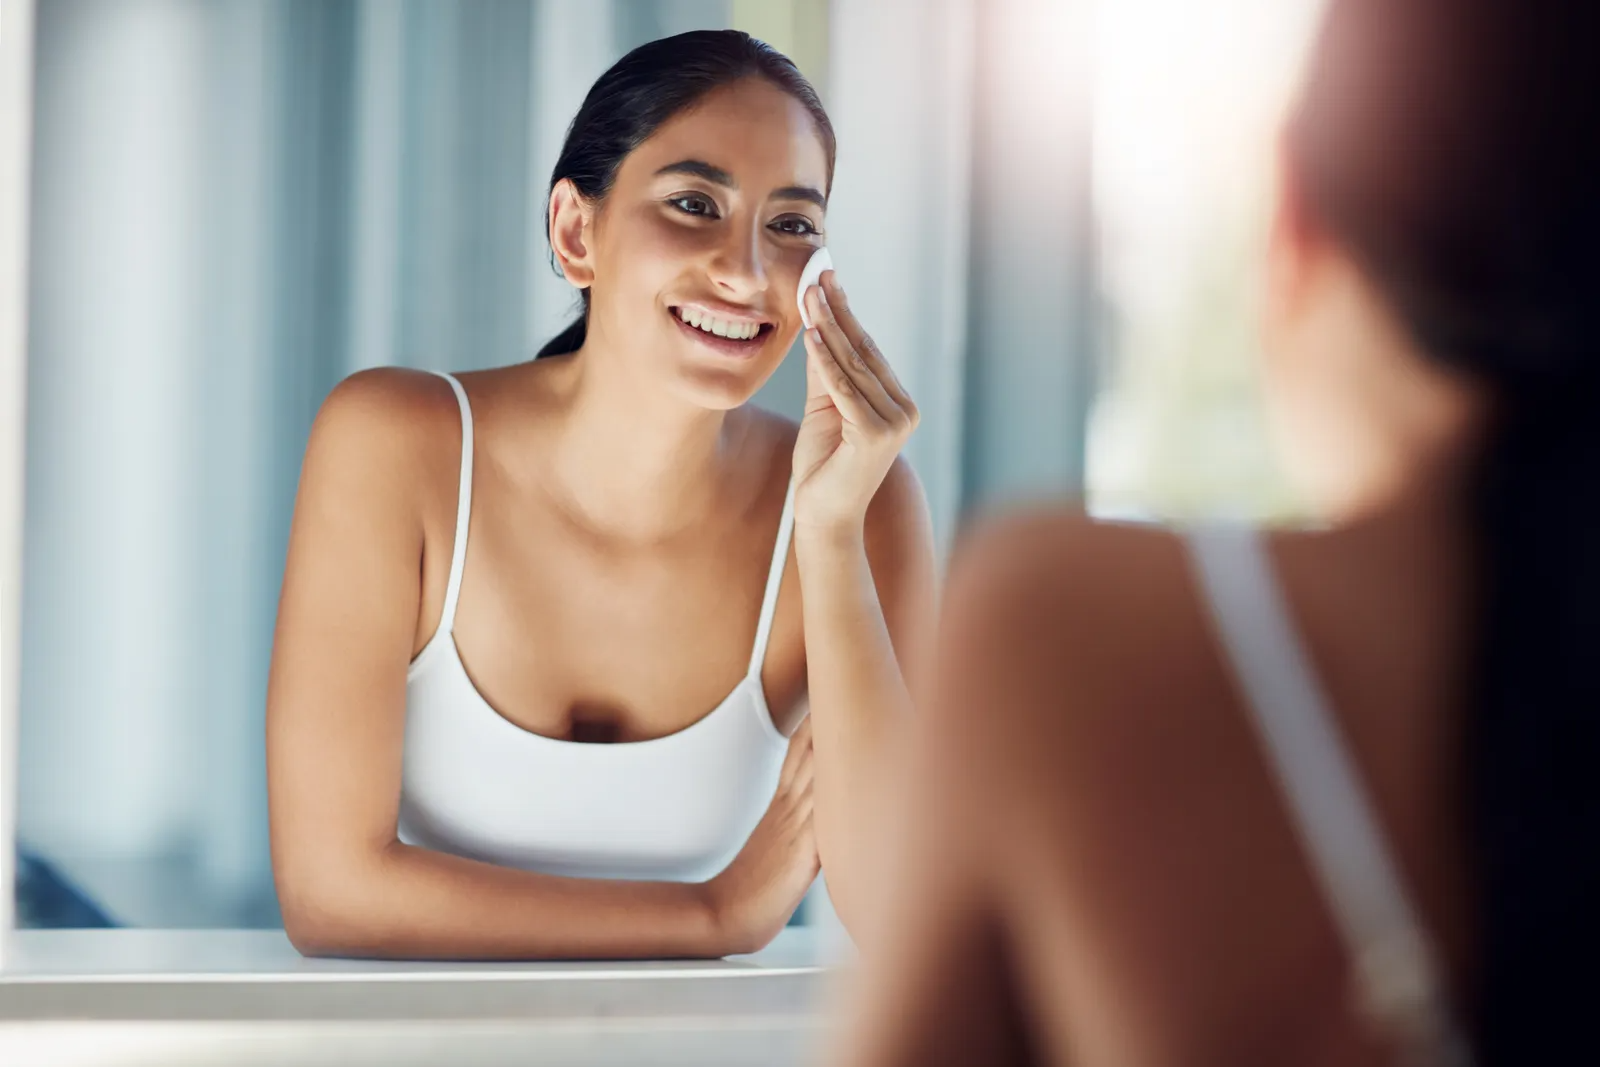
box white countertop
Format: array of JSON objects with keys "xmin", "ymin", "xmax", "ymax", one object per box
[{"xmin": 0, "ymin": 928, "xmax": 841, "ymax": 1066}]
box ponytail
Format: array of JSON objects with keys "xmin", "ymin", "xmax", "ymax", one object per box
[{"xmin": 535, "ymin": 292, "xmax": 590, "ymax": 359}]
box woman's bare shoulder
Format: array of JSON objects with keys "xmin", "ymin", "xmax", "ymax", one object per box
[
  {"xmin": 942, "ymin": 506, "xmax": 1196, "ymax": 643},
  {"xmin": 929, "ymin": 506, "xmax": 1248, "ymax": 889},
  {"xmin": 313, "ymin": 366, "xmax": 462, "ymax": 443},
  {"xmin": 293, "ymin": 367, "xmax": 475, "ymax": 537},
  {"xmin": 929, "ymin": 506, "xmax": 1224, "ymax": 744},
  {"xmin": 304, "ymin": 368, "xmax": 465, "ymax": 477}
]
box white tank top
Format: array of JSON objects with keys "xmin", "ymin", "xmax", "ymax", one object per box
[
  {"xmin": 397, "ymin": 373, "xmax": 793, "ymax": 883},
  {"xmin": 1188, "ymin": 525, "xmax": 1472, "ymax": 1066}
]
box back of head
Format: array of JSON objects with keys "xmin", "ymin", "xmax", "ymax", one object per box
[
  {"xmin": 1287, "ymin": 0, "xmax": 1600, "ymax": 1057},
  {"xmin": 535, "ymin": 29, "xmax": 834, "ymax": 359}
]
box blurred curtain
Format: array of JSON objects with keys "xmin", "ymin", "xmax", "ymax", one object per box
[
  {"xmin": 826, "ymin": 0, "xmax": 1094, "ymax": 545},
  {"xmin": 20, "ymin": 0, "xmax": 698, "ymax": 927},
  {"xmin": 18, "ymin": 0, "xmax": 1093, "ymax": 927},
  {"xmin": 0, "ymin": 0, "xmax": 39, "ymax": 936}
]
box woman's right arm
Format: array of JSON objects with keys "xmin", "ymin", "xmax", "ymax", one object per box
[{"xmin": 266, "ymin": 371, "xmax": 812, "ymax": 960}]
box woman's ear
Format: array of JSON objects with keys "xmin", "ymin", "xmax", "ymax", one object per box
[{"xmin": 549, "ymin": 178, "xmax": 597, "ymax": 289}]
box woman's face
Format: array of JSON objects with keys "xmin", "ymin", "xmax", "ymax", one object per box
[{"xmin": 579, "ymin": 77, "xmax": 830, "ymax": 410}]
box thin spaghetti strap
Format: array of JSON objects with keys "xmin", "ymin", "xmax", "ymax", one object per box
[
  {"xmin": 432, "ymin": 372, "xmax": 474, "ymax": 637},
  {"xmin": 1187, "ymin": 524, "xmax": 1472, "ymax": 1067},
  {"xmin": 747, "ymin": 478, "xmax": 797, "ymax": 679}
]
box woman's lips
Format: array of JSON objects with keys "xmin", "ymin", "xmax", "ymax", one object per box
[{"xmin": 669, "ymin": 306, "xmax": 774, "ymax": 360}]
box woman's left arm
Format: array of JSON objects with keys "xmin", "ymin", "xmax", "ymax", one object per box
[{"xmin": 791, "ymin": 271, "xmax": 939, "ymax": 936}]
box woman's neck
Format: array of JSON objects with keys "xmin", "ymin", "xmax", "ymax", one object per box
[{"xmin": 534, "ymin": 342, "xmax": 751, "ymax": 545}]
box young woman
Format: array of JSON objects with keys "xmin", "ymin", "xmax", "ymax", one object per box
[
  {"xmin": 838, "ymin": 0, "xmax": 1596, "ymax": 1064},
  {"xmin": 266, "ymin": 30, "xmax": 935, "ymax": 960}
]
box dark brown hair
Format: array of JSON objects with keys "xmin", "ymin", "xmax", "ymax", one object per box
[{"xmin": 1287, "ymin": 1, "xmax": 1600, "ymax": 1059}]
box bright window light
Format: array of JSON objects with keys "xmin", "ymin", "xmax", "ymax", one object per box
[{"xmin": 1088, "ymin": 0, "xmax": 1326, "ymax": 520}]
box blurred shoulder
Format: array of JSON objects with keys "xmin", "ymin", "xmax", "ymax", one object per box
[
  {"xmin": 927, "ymin": 505, "xmax": 1221, "ymax": 745},
  {"xmin": 941, "ymin": 505, "xmax": 1194, "ymax": 646},
  {"xmin": 927, "ymin": 504, "xmax": 1233, "ymax": 813}
]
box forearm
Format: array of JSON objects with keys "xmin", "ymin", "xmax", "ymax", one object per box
[
  {"xmin": 282, "ymin": 841, "xmax": 719, "ymax": 960},
  {"xmin": 796, "ymin": 525, "xmax": 915, "ymax": 934}
]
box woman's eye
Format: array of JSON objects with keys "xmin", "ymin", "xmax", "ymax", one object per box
[
  {"xmin": 669, "ymin": 194, "xmax": 718, "ymax": 218},
  {"xmin": 771, "ymin": 215, "xmax": 819, "ymax": 237}
]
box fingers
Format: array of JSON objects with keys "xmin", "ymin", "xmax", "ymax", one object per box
[
  {"xmin": 793, "ymin": 798, "xmax": 816, "ymax": 852},
  {"xmin": 787, "ymin": 744, "xmax": 816, "ymax": 796},
  {"xmin": 804, "ymin": 288, "xmax": 901, "ymax": 424},
  {"xmin": 788, "ymin": 712, "xmax": 813, "ymax": 746},
  {"xmin": 784, "ymin": 715, "xmax": 812, "ymax": 762},
  {"xmin": 778, "ymin": 715, "xmax": 814, "ymax": 787},
  {"xmin": 803, "ymin": 282, "xmax": 920, "ymax": 440},
  {"xmin": 820, "ymin": 272, "xmax": 917, "ymax": 418},
  {"xmin": 786, "ymin": 781, "xmax": 815, "ymax": 840},
  {"xmin": 803, "ymin": 321, "xmax": 832, "ymax": 402},
  {"xmin": 803, "ymin": 326, "xmax": 897, "ymax": 437}
]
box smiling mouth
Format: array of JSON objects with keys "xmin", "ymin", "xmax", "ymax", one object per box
[{"xmin": 670, "ymin": 305, "xmax": 775, "ymax": 347}]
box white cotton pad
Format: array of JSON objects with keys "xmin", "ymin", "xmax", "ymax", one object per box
[{"xmin": 797, "ymin": 247, "xmax": 833, "ymax": 329}]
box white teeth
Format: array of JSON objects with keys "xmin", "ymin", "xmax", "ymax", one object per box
[{"xmin": 677, "ymin": 308, "xmax": 760, "ymax": 341}]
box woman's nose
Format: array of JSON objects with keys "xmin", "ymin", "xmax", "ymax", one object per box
[{"xmin": 705, "ymin": 226, "xmax": 769, "ymax": 299}]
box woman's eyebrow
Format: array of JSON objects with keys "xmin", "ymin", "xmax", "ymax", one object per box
[
  {"xmin": 653, "ymin": 160, "xmax": 825, "ymax": 210},
  {"xmin": 654, "ymin": 159, "xmax": 735, "ymax": 187},
  {"xmin": 770, "ymin": 185, "xmax": 827, "ymax": 210}
]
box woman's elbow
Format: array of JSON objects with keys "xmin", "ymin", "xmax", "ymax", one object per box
[
  {"xmin": 276, "ymin": 856, "xmax": 389, "ymax": 958},
  {"xmin": 280, "ymin": 886, "xmax": 365, "ymax": 957}
]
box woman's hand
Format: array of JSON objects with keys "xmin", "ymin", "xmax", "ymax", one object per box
[
  {"xmin": 699, "ymin": 718, "xmax": 818, "ymax": 955},
  {"xmin": 791, "ymin": 272, "xmax": 920, "ymax": 535}
]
